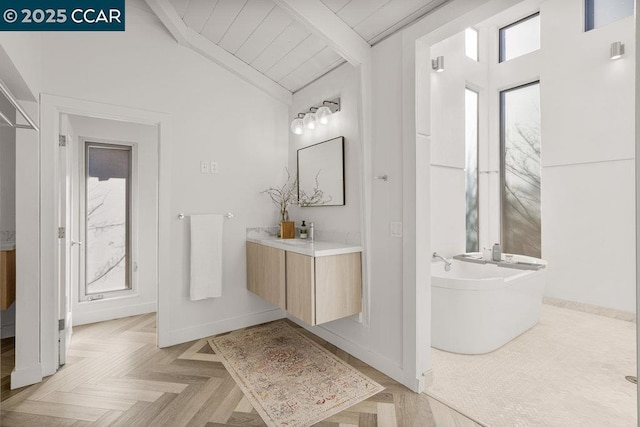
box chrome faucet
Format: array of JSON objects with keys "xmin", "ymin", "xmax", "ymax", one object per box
[
  {"xmin": 309, "ymin": 222, "xmax": 315, "ymax": 242},
  {"xmin": 433, "ymin": 252, "xmax": 452, "ymax": 272}
]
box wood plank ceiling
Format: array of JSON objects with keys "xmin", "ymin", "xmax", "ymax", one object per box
[{"xmin": 167, "ymin": 0, "xmax": 447, "ymax": 93}]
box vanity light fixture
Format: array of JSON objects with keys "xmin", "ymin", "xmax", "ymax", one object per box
[
  {"xmin": 316, "ymin": 100, "xmax": 338, "ymax": 125},
  {"xmin": 432, "ymin": 56, "xmax": 445, "ymax": 72},
  {"xmin": 303, "ymin": 111, "xmax": 317, "ymax": 130},
  {"xmin": 610, "ymin": 41, "xmax": 625, "ymax": 60},
  {"xmin": 290, "ymin": 97, "xmax": 341, "ymax": 135},
  {"xmin": 290, "ymin": 113, "xmax": 305, "ymax": 135}
]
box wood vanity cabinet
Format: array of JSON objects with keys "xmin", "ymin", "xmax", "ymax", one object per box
[
  {"xmin": 246, "ymin": 240, "xmax": 362, "ymax": 326},
  {"xmin": 246, "ymin": 242, "xmax": 286, "ymax": 310},
  {"xmin": 286, "ymin": 251, "xmax": 362, "ymax": 325},
  {"xmin": 0, "ymin": 249, "xmax": 16, "ymax": 310}
]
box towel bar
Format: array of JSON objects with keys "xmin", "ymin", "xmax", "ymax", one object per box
[{"xmin": 178, "ymin": 213, "xmax": 234, "ymax": 220}]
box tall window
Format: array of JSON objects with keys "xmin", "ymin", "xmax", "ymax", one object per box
[
  {"xmin": 500, "ymin": 82, "xmax": 541, "ymax": 258},
  {"xmin": 465, "ymin": 27, "xmax": 479, "ymax": 61},
  {"xmin": 84, "ymin": 142, "xmax": 132, "ymax": 297},
  {"xmin": 585, "ymin": 0, "xmax": 634, "ymax": 31},
  {"xmin": 499, "ymin": 13, "xmax": 540, "ymax": 63},
  {"xmin": 465, "ymin": 88, "xmax": 479, "ymax": 252}
]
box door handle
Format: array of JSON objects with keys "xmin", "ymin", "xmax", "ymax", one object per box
[{"xmin": 71, "ymin": 240, "xmax": 83, "ymax": 246}]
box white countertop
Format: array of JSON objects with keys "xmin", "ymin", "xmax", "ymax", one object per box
[
  {"xmin": 1, "ymin": 241, "xmax": 15, "ymax": 251},
  {"xmin": 247, "ymin": 237, "xmax": 362, "ymax": 257}
]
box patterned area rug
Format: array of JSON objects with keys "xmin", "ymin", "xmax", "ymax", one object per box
[{"xmin": 208, "ymin": 321, "xmax": 384, "ymax": 427}]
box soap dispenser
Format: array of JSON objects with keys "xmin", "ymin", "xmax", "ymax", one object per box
[
  {"xmin": 300, "ymin": 221, "xmax": 308, "ymax": 239},
  {"xmin": 492, "ymin": 243, "xmax": 502, "ymax": 262}
]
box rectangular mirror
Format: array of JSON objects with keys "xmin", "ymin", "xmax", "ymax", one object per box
[{"xmin": 297, "ymin": 136, "xmax": 345, "ymax": 207}]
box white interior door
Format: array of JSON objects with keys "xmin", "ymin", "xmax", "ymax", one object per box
[{"xmin": 58, "ymin": 114, "xmax": 76, "ymax": 366}]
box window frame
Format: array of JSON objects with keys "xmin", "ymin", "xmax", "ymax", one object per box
[
  {"xmin": 465, "ymin": 27, "xmax": 480, "ymax": 62},
  {"xmin": 79, "ymin": 139, "xmax": 138, "ymax": 302},
  {"xmin": 499, "ymin": 12, "xmax": 540, "ymax": 63},
  {"xmin": 464, "ymin": 86, "xmax": 480, "ymax": 252},
  {"xmin": 499, "ymin": 80, "xmax": 541, "ymax": 256},
  {"xmin": 585, "ymin": 0, "xmax": 634, "ymax": 31}
]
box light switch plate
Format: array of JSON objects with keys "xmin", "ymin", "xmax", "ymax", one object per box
[
  {"xmin": 210, "ymin": 161, "xmax": 219, "ymax": 174},
  {"xmin": 200, "ymin": 161, "xmax": 210, "ymax": 174},
  {"xmin": 390, "ymin": 222, "xmax": 403, "ymax": 238}
]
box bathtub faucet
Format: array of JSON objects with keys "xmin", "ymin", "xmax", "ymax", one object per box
[{"xmin": 432, "ymin": 252, "xmax": 452, "ymax": 272}]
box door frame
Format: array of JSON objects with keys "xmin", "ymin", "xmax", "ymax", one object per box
[{"xmin": 39, "ymin": 94, "xmax": 172, "ymax": 377}]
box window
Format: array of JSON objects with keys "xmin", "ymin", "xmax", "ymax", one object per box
[
  {"xmin": 465, "ymin": 88, "xmax": 479, "ymax": 252},
  {"xmin": 585, "ymin": 0, "xmax": 634, "ymax": 31},
  {"xmin": 465, "ymin": 27, "xmax": 479, "ymax": 61},
  {"xmin": 500, "ymin": 82, "xmax": 541, "ymax": 258},
  {"xmin": 499, "ymin": 13, "xmax": 540, "ymax": 63},
  {"xmin": 84, "ymin": 142, "xmax": 133, "ymax": 298}
]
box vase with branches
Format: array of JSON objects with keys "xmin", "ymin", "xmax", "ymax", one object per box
[
  {"xmin": 261, "ymin": 168, "xmax": 298, "ymax": 223},
  {"xmin": 261, "ymin": 168, "xmax": 331, "ymax": 225}
]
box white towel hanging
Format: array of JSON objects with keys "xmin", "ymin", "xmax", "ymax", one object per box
[{"xmin": 189, "ymin": 214, "xmax": 223, "ymax": 300}]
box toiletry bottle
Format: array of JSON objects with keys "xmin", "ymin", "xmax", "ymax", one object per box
[
  {"xmin": 492, "ymin": 243, "xmax": 502, "ymax": 262},
  {"xmin": 300, "ymin": 221, "xmax": 308, "ymax": 239}
]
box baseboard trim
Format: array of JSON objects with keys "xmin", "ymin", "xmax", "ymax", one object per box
[
  {"xmin": 73, "ymin": 302, "xmax": 157, "ymax": 326},
  {"xmin": 1, "ymin": 324, "xmax": 15, "ymax": 338},
  {"xmin": 287, "ymin": 316, "xmax": 406, "ymax": 389},
  {"xmin": 159, "ymin": 309, "xmax": 286, "ymax": 348},
  {"xmin": 543, "ymin": 297, "xmax": 636, "ymax": 322},
  {"xmin": 11, "ymin": 364, "xmax": 43, "ymax": 389}
]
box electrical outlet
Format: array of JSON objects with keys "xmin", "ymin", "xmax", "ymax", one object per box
[
  {"xmin": 390, "ymin": 222, "xmax": 403, "ymax": 238},
  {"xmin": 200, "ymin": 161, "xmax": 210, "ymax": 174},
  {"xmin": 210, "ymin": 161, "xmax": 219, "ymax": 174}
]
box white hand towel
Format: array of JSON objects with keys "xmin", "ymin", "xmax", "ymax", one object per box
[{"xmin": 190, "ymin": 214, "xmax": 223, "ymax": 300}]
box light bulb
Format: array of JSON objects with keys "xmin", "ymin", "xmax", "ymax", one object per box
[
  {"xmin": 291, "ymin": 118, "xmax": 304, "ymax": 135},
  {"xmin": 316, "ymin": 106, "xmax": 332, "ymax": 125},
  {"xmin": 303, "ymin": 112, "xmax": 317, "ymax": 130}
]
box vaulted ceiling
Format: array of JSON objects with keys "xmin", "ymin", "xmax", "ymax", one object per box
[{"xmin": 147, "ymin": 0, "xmax": 448, "ymax": 99}]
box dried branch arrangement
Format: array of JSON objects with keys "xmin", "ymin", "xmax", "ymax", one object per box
[
  {"xmin": 262, "ymin": 168, "xmax": 331, "ymax": 221},
  {"xmin": 298, "ymin": 171, "xmax": 332, "ymax": 207}
]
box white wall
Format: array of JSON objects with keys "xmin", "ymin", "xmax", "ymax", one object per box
[
  {"xmin": 540, "ymin": 0, "xmax": 636, "ymax": 313},
  {"xmin": 0, "ymin": 34, "xmax": 41, "ymax": 102},
  {"xmin": 67, "ymin": 115, "xmax": 158, "ymax": 325},
  {"xmin": 36, "ymin": 1, "xmax": 290, "ymax": 346},
  {"xmin": 285, "ymin": 36, "xmax": 407, "ymax": 378},
  {"xmin": 429, "ymin": 0, "xmax": 635, "ymax": 313},
  {"xmin": 289, "ymin": 63, "xmax": 362, "ymax": 243},
  {"xmin": 430, "ymin": 31, "xmax": 479, "ymax": 257}
]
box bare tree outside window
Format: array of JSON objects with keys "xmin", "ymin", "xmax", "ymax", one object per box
[
  {"xmin": 85, "ymin": 144, "xmax": 131, "ymax": 295},
  {"xmin": 465, "ymin": 88, "xmax": 479, "ymax": 252},
  {"xmin": 501, "ymin": 82, "xmax": 541, "ymax": 258}
]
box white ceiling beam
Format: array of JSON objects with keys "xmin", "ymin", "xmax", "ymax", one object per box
[
  {"xmin": 273, "ymin": 0, "xmax": 371, "ymax": 67},
  {"xmin": 145, "ymin": 0, "xmax": 189, "ymax": 46},
  {"xmin": 145, "ymin": 0, "xmax": 292, "ymax": 105}
]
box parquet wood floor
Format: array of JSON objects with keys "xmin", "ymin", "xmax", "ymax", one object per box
[{"xmin": 0, "ymin": 314, "xmax": 480, "ymax": 426}]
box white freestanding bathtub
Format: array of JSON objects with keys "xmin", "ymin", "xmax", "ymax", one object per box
[{"xmin": 431, "ymin": 254, "xmax": 547, "ymax": 355}]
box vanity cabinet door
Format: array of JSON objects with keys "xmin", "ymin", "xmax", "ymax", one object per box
[
  {"xmin": 315, "ymin": 253, "xmax": 362, "ymax": 325},
  {"xmin": 286, "ymin": 251, "xmax": 315, "ymax": 325},
  {"xmin": 246, "ymin": 242, "xmax": 285, "ymax": 310},
  {"xmin": 0, "ymin": 249, "xmax": 16, "ymax": 310}
]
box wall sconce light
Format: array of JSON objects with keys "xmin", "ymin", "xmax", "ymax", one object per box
[
  {"xmin": 290, "ymin": 97, "xmax": 341, "ymax": 135},
  {"xmin": 610, "ymin": 41, "xmax": 625, "ymax": 60},
  {"xmin": 432, "ymin": 56, "xmax": 445, "ymax": 72}
]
